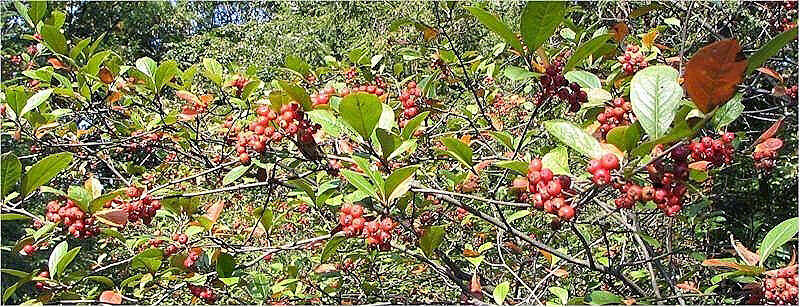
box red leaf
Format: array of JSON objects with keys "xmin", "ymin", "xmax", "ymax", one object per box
[
  {"xmin": 48, "ymin": 58, "xmax": 67, "ymax": 69},
  {"xmin": 756, "ymin": 67, "xmax": 784, "ymax": 83},
  {"xmin": 684, "ymin": 40, "xmax": 748, "ymax": 113},
  {"xmin": 469, "ymin": 274, "xmax": 482, "ymax": 298},
  {"xmin": 99, "ymin": 290, "xmax": 122, "ymax": 304},
  {"xmin": 93, "ymin": 208, "xmax": 128, "ymax": 227},
  {"xmin": 755, "ymin": 138, "xmax": 784, "ymax": 153},
  {"xmin": 754, "ymin": 117, "xmax": 784, "ymax": 146}
]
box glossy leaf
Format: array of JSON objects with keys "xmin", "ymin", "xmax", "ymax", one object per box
[
  {"xmin": 440, "ymin": 137, "xmax": 473, "ymax": 168},
  {"xmin": 711, "ymin": 93, "xmax": 744, "ymax": 130},
  {"xmin": 131, "ymin": 248, "xmax": 163, "ymax": 272},
  {"xmin": 544, "ymin": 120, "xmax": 605, "ymax": 159},
  {"xmin": 747, "ymin": 27, "xmax": 798, "ymax": 75},
  {"xmin": 20, "ymin": 152, "xmax": 73, "ymax": 197},
  {"xmin": 758, "ymin": 217, "xmax": 798, "ymax": 266},
  {"xmin": 339, "ymin": 93, "xmax": 382, "ymax": 140},
  {"xmin": 630, "ymin": 65, "xmax": 682, "ymax": 140},
  {"xmin": 520, "ymin": 1, "xmax": 565, "ymax": 52},
  {"xmin": 565, "ymin": 34, "xmax": 611, "ymax": 71}
]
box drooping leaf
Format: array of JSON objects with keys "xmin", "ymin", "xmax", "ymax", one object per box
[
  {"xmin": 20, "ymin": 152, "xmax": 73, "ymax": 197},
  {"xmin": 465, "ymin": 6, "xmax": 524, "ymax": 54},
  {"xmin": 99, "ymin": 290, "xmax": 122, "ymax": 305},
  {"xmin": 440, "ymin": 137, "xmax": 473, "ymax": 169},
  {"xmin": 753, "ymin": 117, "xmax": 784, "ymax": 147},
  {"xmin": 93, "ymin": 208, "xmax": 128, "ymax": 227},
  {"xmin": 630, "ymin": 65, "xmax": 683, "ymax": 140},
  {"xmin": 223, "ymin": 165, "xmax": 250, "ymax": 186},
  {"xmin": 1, "ymin": 153, "xmax": 22, "ymax": 198},
  {"xmin": 684, "ymin": 40, "xmax": 747, "ymax": 113},
  {"xmin": 339, "ymin": 93, "xmax": 382, "ymax": 140},
  {"xmin": 321, "ymin": 234, "xmax": 346, "ymax": 262},
  {"xmin": 520, "ymin": 1, "xmax": 565, "ymax": 53},
  {"xmin": 758, "ymin": 217, "xmax": 799, "ymax": 266},
  {"xmin": 544, "ymin": 120, "xmax": 605, "ymax": 159},
  {"xmin": 420, "ymin": 225, "xmax": 445, "ymax": 258},
  {"xmin": 384, "ymin": 166, "xmax": 419, "ymax": 203}
]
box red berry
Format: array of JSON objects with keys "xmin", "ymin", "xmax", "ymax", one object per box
[
  {"xmin": 600, "ymin": 153, "xmax": 619, "ymax": 170},
  {"xmin": 558, "ymin": 205, "xmax": 575, "ymax": 220}
]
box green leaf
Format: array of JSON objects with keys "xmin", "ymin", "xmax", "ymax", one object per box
[
  {"xmin": 277, "ymin": 80, "xmax": 312, "ymax": 111},
  {"xmin": 241, "ymin": 79, "xmax": 263, "ymax": 101},
  {"xmin": 69, "ymin": 38, "xmax": 91, "ymax": 61},
  {"xmin": 153, "ymin": 60, "xmax": 178, "ymax": 93},
  {"xmin": 0, "ymin": 213, "xmax": 30, "ymax": 221},
  {"xmin": 57, "ymin": 247, "xmax": 81, "ymax": 278},
  {"xmin": 587, "ymin": 290, "xmax": 622, "ymax": 305},
  {"xmin": 420, "ymin": 225, "xmax": 446, "ymax": 258},
  {"xmin": 48, "ymin": 241, "xmax": 68, "ymax": 278},
  {"xmin": 20, "ymin": 88, "xmax": 53, "ymax": 116},
  {"xmin": 375, "ymin": 129, "xmax": 399, "ymax": 159},
  {"xmin": 307, "ymin": 109, "xmax": 344, "ymax": 137},
  {"xmin": 40, "ymin": 25, "xmax": 67, "ymax": 55},
  {"xmin": 288, "ymin": 179, "xmax": 316, "ymax": 203},
  {"xmin": 494, "ymin": 160, "xmax": 529, "ymax": 175},
  {"xmin": 564, "ymin": 71, "xmax": 601, "ymax": 89},
  {"xmin": 542, "ymin": 146, "xmax": 570, "ymax": 175},
  {"xmin": 401, "ymin": 111, "xmax": 429, "ymax": 139},
  {"xmin": 1, "ymin": 269, "xmax": 30, "ymax": 278},
  {"xmin": 384, "ymin": 166, "xmax": 419, "ymax": 203},
  {"xmin": 507, "ymin": 210, "xmax": 530, "ymax": 222},
  {"xmin": 131, "ymin": 248, "xmax": 163, "ymax": 272},
  {"xmin": 711, "ymin": 93, "xmax": 744, "ymax": 131},
  {"xmin": 67, "ymin": 186, "xmax": 91, "ymax": 213},
  {"xmin": 83, "ymin": 50, "xmax": 111, "ymax": 76},
  {"xmin": 549, "ymin": 287, "xmax": 569, "ymax": 305},
  {"xmin": 89, "ymin": 189, "xmax": 125, "ymax": 213},
  {"xmin": 285, "ymin": 54, "xmax": 311, "ymax": 76},
  {"xmin": 3, "ymin": 273, "xmax": 32, "ymax": 303},
  {"xmin": 321, "ymin": 234, "xmax": 346, "ymax": 262},
  {"xmin": 202, "ymin": 58, "xmax": 224, "ymax": 86},
  {"xmin": 135, "ymin": 57, "xmax": 157, "ymax": 79},
  {"xmin": 85, "ymin": 276, "xmax": 114, "ymax": 288},
  {"xmin": 493, "ymin": 281, "xmax": 511, "ymax": 305},
  {"xmin": 216, "ymin": 253, "xmax": 235, "ymax": 278},
  {"xmin": 465, "ymin": 6, "xmax": 524, "ymax": 54},
  {"xmin": 1, "ymin": 153, "xmax": 22, "ymax": 198},
  {"xmin": 630, "ymin": 65, "xmax": 683, "ymax": 140},
  {"xmin": 544, "ymin": 120, "xmax": 605, "ymax": 159},
  {"xmin": 223, "ymin": 165, "xmax": 250, "ymax": 186},
  {"xmin": 440, "ymin": 137, "xmax": 473, "ymax": 169},
  {"xmin": 520, "ymin": 1, "xmax": 565, "ymax": 52},
  {"xmin": 253, "ymin": 207, "xmax": 273, "ymax": 232},
  {"xmin": 758, "ymin": 217, "xmax": 799, "ymax": 266},
  {"xmin": 488, "ymin": 131, "xmax": 514, "ymax": 150},
  {"xmin": 503, "ymin": 65, "xmax": 538, "ymax": 81},
  {"xmin": 340, "ymin": 169, "xmax": 377, "ymax": 200},
  {"xmin": 746, "ymin": 27, "xmax": 798, "ymax": 75},
  {"xmin": 28, "ymin": 1, "xmax": 46, "ymax": 24},
  {"xmin": 14, "ymin": 1, "xmax": 33, "ymax": 27},
  {"xmin": 339, "ymin": 93, "xmax": 382, "ymax": 140},
  {"xmin": 605, "ymin": 123, "xmax": 642, "ymax": 153},
  {"xmin": 565, "ymin": 34, "xmax": 611, "ymax": 71},
  {"xmin": 20, "ymin": 152, "xmax": 74, "ymax": 197}
]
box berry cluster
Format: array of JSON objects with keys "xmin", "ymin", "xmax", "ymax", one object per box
[
  {"xmin": 643, "ymin": 144, "xmax": 691, "ymax": 216},
  {"xmin": 513, "ymin": 159, "xmax": 576, "ymax": 221},
  {"xmin": 235, "ymin": 102, "xmax": 320, "ymax": 164},
  {"xmin": 587, "ymin": 153, "xmax": 620, "ymax": 185},
  {"xmin": 688, "ymin": 133, "xmax": 735, "ymax": 167},
  {"xmin": 344, "ymin": 68, "xmax": 357, "ymax": 82},
  {"xmin": 183, "ymin": 248, "xmax": 202, "ymax": 269},
  {"xmin": 374, "ymin": 76, "xmax": 388, "ymax": 89},
  {"xmin": 164, "ymin": 233, "xmax": 188, "ymax": 257},
  {"xmin": 618, "ymin": 45, "xmax": 649, "ymax": 75},
  {"xmin": 763, "ymin": 265, "xmax": 798, "ymax": 305},
  {"xmin": 339, "ymin": 84, "xmax": 386, "ymax": 97},
  {"xmin": 536, "ymin": 59, "xmax": 588, "ymax": 111},
  {"xmin": 786, "ymin": 85, "xmax": 797, "ymax": 100},
  {"xmin": 596, "ymin": 98, "xmax": 635, "ymax": 138},
  {"xmin": 754, "ymin": 138, "xmax": 784, "ymax": 171},
  {"xmin": 122, "ymin": 187, "xmax": 161, "ymax": 225},
  {"xmin": 34, "ymin": 271, "xmax": 49, "ymax": 290},
  {"xmin": 338, "ymin": 203, "xmax": 366, "ymax": 237},
  {"xmin": 399, "ymin": 81, "xmax": 422, "ymax": 123},
  {"xmin": 188, "ymin": 284, "xmax": 217, "ymax": 303},
  {"xmin": 230, "ymin": 75, "xmax": 249, "ymax": 96},
  {"xmin": 46, "ymin": 199, "xmax": 99, "ymax": 238},
  {"xmin": 363, "ymin": 217, "xmax": 395, "ymax": 250},
  {"xmin": 310, "ymin": 87, "xmax": 334, "ymax": 107}
]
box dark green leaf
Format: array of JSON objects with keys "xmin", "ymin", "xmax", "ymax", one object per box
[
  {"xmin": 40, "ymin": 25, "xmax": 67, "ymax": 55},
  {"xmin": 520, "ymin": 1, "xmax": 565, "ymax": 51},
  {"xmin": 340, "ymin": 169, "xmax": 377, "ymax": 199},
  {"xmin": 747, "ymin": 27, "xmax": 798, "ymax": 75},
  {"xmin": 711, "ymin": 93, "xmax": 744, "ymax": 130},
  {"xmin": 465, "ymin": 6, "xmax": 524, "ymax": 54},
  {"xmin": 1, "ymin": 153, "xmax": 22, "ymax": 198},
  {"xmin": 321, "ymin": 234, "xmax": 346, "ymax": 262},
  {"xmin": 223, "ymin": 165, "xmax": 250, "ymax": 186},
  {"xmin": 20, "ymin": 152, "xmax": 73, "ymax": 197},
  {"xmin": 440, "ymin": 137, "xmax": 473, "ymax": 168},
  {"xmin": 565, "ymin": 34, "xmax": 611, "ymax": 71},
  {"xmin": 420, "ymin": 225, "xmax": 446, "ymax": 258},
  {"xmin": 277, "ymin": 80, "xmax": 312, "ymax": 111},
  {"xmin": 216, "ymin": 253, "xmax": 235, "ymax": 278},
  {"xmin": 587, "ymin": 290, "xmax": 622, "ymax": 305}
]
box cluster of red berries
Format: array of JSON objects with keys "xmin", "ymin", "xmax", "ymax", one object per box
[
  {"xmin": 596, "ymin": 98, "xmax": 635, "ymax": 138},
  {"xmin": 399, "ymin": 81, "xmax": 423, "ymax": 123},
  {"xmin": 644, "ymin": 144, "xmax": 691, "ymax": 216},
  {"xmin": 45, "ymin": 199, "xmax": 99, "ymax": 238},
  {"xmin": 763, "ymin": 265, "xmax": 798, "ymax": 305},
  {"xmin": 34, "ymin": 271, "xmax": 49, "ymax": 290},
  {"xmin": 587, "ymin": 153, "xmax": 620, "ymax": 185},
  {"xmin": 188, "ymin": 284, "xmax": 217, "ymax": 303},
  {"xmin": 618, "ymin": 45, "xmax": 649, "ymax": 75},
  {"xmin": 230, "ymin": 75, "xmax": 249, "ymax": 96},
  {"xmin": 27, "ymin": 44, "xmax": 37, "ymax": 56},
  {"xmin": 374, "ymin": 76, "xmax": 388, "ymax": 89},
  {"xmin": 233, "ymin": 102, "xmax": 320, "ymax": 164},
  {"xmin": 310, "ymin": 87, "xmax": 335, "ymax": 107},
  {"xmin": 337, "ymin": 204, "xmax": 395, "ymax": 250},
  {"xmin": 164, "ymin": 233, "xmax": 188, "ymax": 257},
  {"xmin": 344, "ymin": 68, "xmax": 357, "ymax": 82},
  {"xmin": 688, "ymin": 133, "xmax": 735, "ymax": 167},
  {"xmin": 339, "ymin": 84, "xmax": 386, "ymax": 97},
  {"xmin": 786, "ymin": 85, "xmax": 797, "ymax": 100},
  {"xmin": 612, "ymin": 182, "xmax": 655, "ymax": 210},
  {"xmin": 183, "ymin": 248, "xmax": 202, "ymax": 269},
  {"xmin": 754, "ymin": 138, "xmax": 784, "ymax": 171},
  {"xmin": 512, "ymin": 159, "xmax": 576, "ymax": 221},
  {"xmin": 536, "ymin": 59, "xmax": 588, "ymax": 111},
  {"xmin": 338, "ymin": 203, "xmax": 366, "ymax": 237},
  {"xmin": 122, "ymin": 187, "xmax": 160, "ymax": 225}
]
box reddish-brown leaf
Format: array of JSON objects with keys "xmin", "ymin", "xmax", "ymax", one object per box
[
  {"xmin": 754, "ymin": 117, "xmax": 784, "ymax": 146},
  {"xmin": 470, "ymin": 274, "xmax": 482, "ymax": 298},
  {"xmin": 107, "ymin": 91, "xmax": 122, "ymax": 103},
  {"xmin": 552, "ymin": 268, "xmax": 569, "ymax": 278},
  {"xmin": 93, "ymin": 208, "xmax": 128, "ymax": 227},
  {"xmin": 755, "ymin": 138, "xmax": 784, "ymax": 153},
  {"xmin": 204, "ymin": 200, "xmax": 226, "ymax": 223},
  {"xmin": 756, "ymin": 67, "xmax": 784, "ymax": 83},
  {"xmin": 612, "ymin": 22, "xmax": 629, "ymax": 42},
  {"xmin": 462, "ymin": 249, "xmax": 480, "ymax": 257},
  {"xmin": 48, "ymin": 58, "xmax": 67, "ymax": 69},
  {"xmin": 176, "ymin": 91, "xmax": 200, "ymax": 105},
  {"xmin": 622, "ymin": 298, "xmax": 637, "ymax": 305},
  {"xmin": 689, "ymin": 161, "xmax": 711, "ymax": 171},
  {"xmin": 99, "ymin": 67, "xmax": 114, "ymax": 84},
  {"xmin": 99, "ymin": 290, "xmax": 122, "ymax": 304},
  {"xmin": 732, "ymin": 240, "xmax": 760, "ymax": 266},
  {"xmin": 684, "ymin": 40, "xmax": 748, "ymax": 113},
  {"xmin": 676, "ymin": 281, "xmax": 701, "ymax": 294}
]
